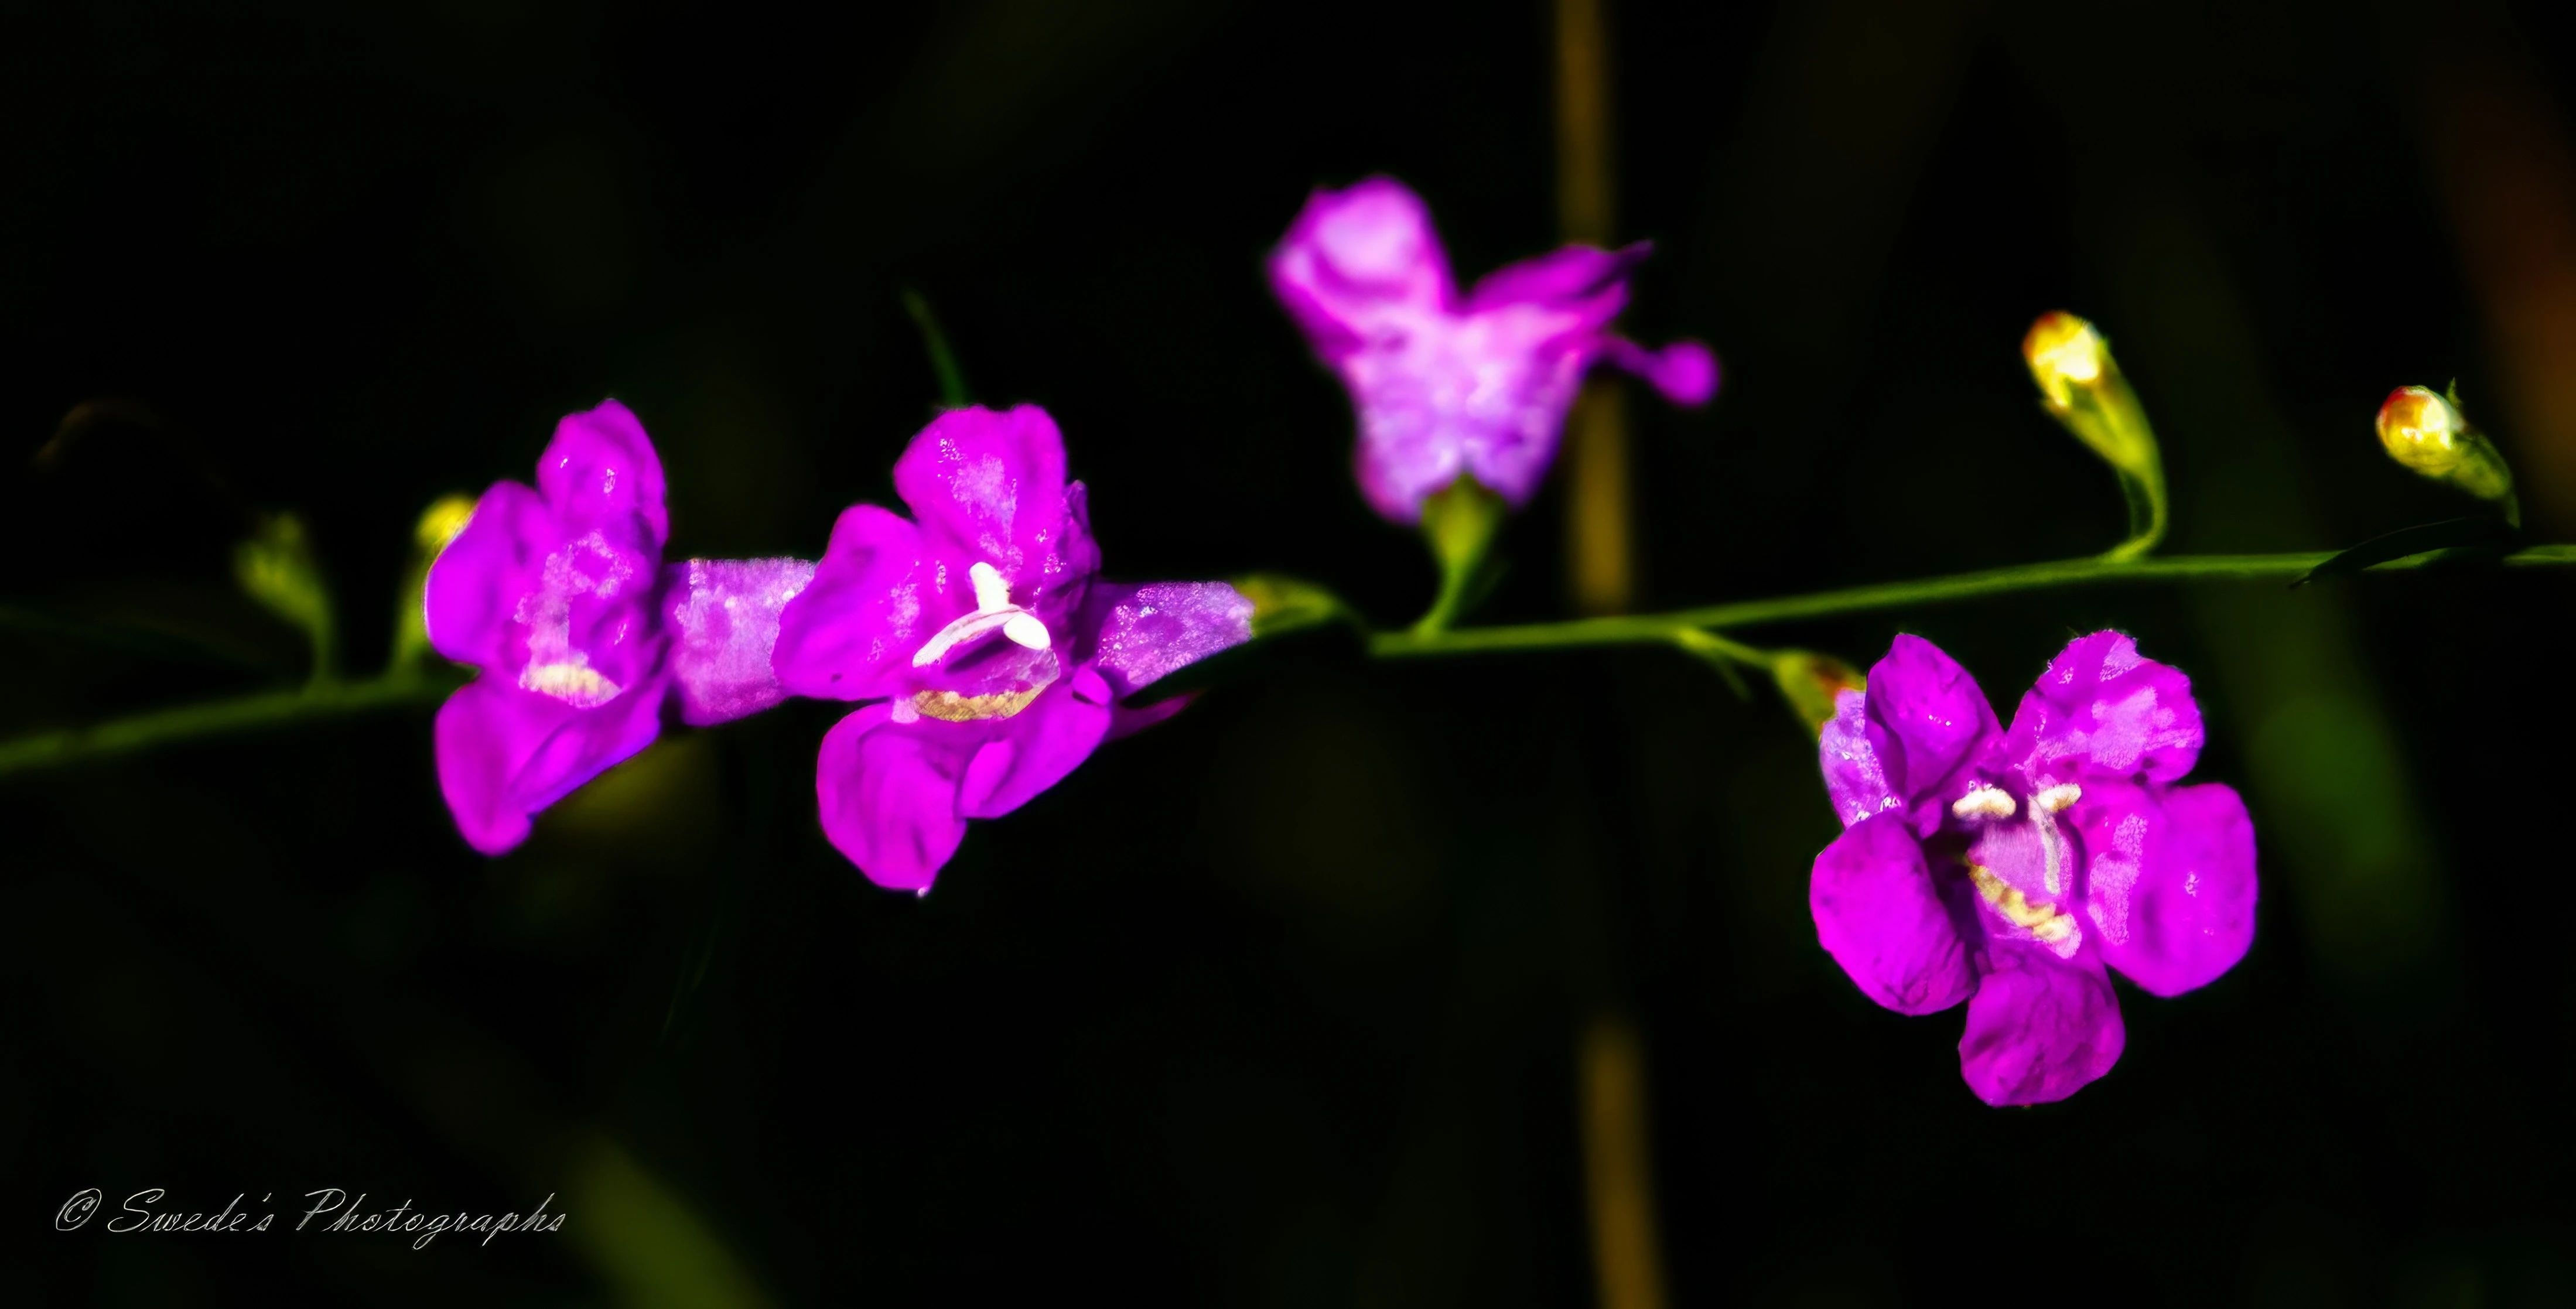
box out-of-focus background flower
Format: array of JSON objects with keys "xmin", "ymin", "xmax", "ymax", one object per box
[{"xmin": 9, "ymin": 1, "xmax": 2576, "ymax": 1303}]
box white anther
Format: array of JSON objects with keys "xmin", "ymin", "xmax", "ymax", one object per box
[
  {"xmin": 1952, "ymin": 786, "xmax": 2017, "ymax": 820},
  {"xmin": 2034, "ymin": 784, "xmax": 2083, "ymax": 814},
  {"xmin": 520, "ymin": 659, "xmax": 620, "ymax": 708},
  {"xmin": 1001, "ymin": 611, "xmax": 1051, "ymax": 650},
  {"xmin": 969, "ymin": 561, "xmax": 1012, "ymax": 613}
]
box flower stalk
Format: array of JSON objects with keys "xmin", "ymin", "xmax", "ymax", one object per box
[
  {"xmin": 1371, "ymin": 544, "xmax": 2576, "ymax": 659},
  {"xmin": 2024, "ymin": 312, "xmax": 2169, "ymax": 560}
]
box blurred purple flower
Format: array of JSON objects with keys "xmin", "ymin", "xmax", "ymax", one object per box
[
  {"xmin": 1810, "ymin": 631, "xmax": 2257, "ymax": 1106},
  {"xmin": 425, "ymin": 401, "xmax": 811, "ymax": 853},
  {"xmin": 771, "ymin": 405, "xmax": 1252, "ymax": 893},
  {"xmin": 1267, "ymin": 176, "xmax": 1719, "ymax": 524}
]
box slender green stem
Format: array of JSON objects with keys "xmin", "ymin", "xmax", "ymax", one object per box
[
  {"xmin": 902, "ymin": 289, "xmax": 973, "ymax": 410},
  {"xmin": 0, "ymin": 671, "xmax": 459, "ymax": 778},
  {"xmin": 1371, "ymin": 545, "xmax": 2576, "ymax": 658}
]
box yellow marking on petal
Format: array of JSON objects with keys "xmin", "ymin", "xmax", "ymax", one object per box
[
  {"xmin": 2034, "ymin": 783, "xmax": 2083, "ymax": 814},
  {"xmin": 910, "ymin": 686, "xmax": 1041, "ymax": 722},
  {"xmin": 1969, "ymin": 864, "xmax": 2078, "ymax": 944}
]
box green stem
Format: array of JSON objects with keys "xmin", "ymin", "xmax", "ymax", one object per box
[
  {"xmin": 0, "ymin": 671, "xmax": 459, "ymax": 778},
  {"xmin": 902, "ymin": 289, "xmax": 973, "ymax": 410},
  {"xmin": 13, "ymin": 544, "xmax": 2575, "ymax": 776},
  {"xmin": 1372, "ymin": 545, "xmax": 2576, "ymax": 658}
]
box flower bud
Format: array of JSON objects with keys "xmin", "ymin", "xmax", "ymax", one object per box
[
  {"xmin": 391, "ymin": 494, "xmax": 479, "ymax": 674},
  {"xmin": 234, "ymin": 512, "xmax": 337, "ymax": 680},
  {"xmin": 2375, "ymin": 385, "xmax": 2516, "ymax": 511},
  {"xmin": 2023, "ymin": 311, "xmax": 2168, "ymax": 558},
  {"xmin": 1771, "ymin": 649, "xmax": 1864, "ymax": 738},
  {"xmin": 415, "ymin": 493, "xmax": 477, "ymax": 555},
  {"xmin": 2024, "ymin": 312, "xmax": 2109, "ymax": 411}
]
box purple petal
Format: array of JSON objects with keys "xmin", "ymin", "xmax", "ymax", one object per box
[
  {"xmin": 814, "ymin": 704, "xmax": 972, "ymax": 893},
  {"xmin": 1809, "ymin": 812, "xmax": 1979, "ymax": 1016},
  {"xmin": 955, "ymin": 665, "xmax": 1113, "ymax": 820},
  {"xmin": 771, "ymin": 504, "xmax": 936, "ymax": 701},
  {"xmin": 1267, "ymin": 176, "xmax": 1456, "ymax": 353},
  {"xmin": 2007, "ymin": 630, "xmax": 2205, "ymax": 786},
  {"xmin": 433, "ymin": 675, "xmax": 664, "ymax": 856},
  {"xmin": 1957, "ymin": 942, "xmax": 2125, "ymax": 1106},
  {"xmin": 1864, "ymin": 634, "xmax": 2002, "ymax": 821},
  {"xmin": 665, "ymin": 557, "xmax": 814, "ymax": 726},
  {"xmin": 534, "ymin": 399, "xmax": 669, "ymax": 546},
  {"xmin": 423, "ymin": 480, "xmax": 549, "ymax": 669},
  {"xmin": 423, "ymin": 403, "xmax": 671, "ymax": 703},
  {"xmin": 2081, "ymin": 781, "xmax": 2259, "ymax": 997},
  {"xmin": 891, "ymin": 406, "xmax": 1099, "ymax": 593},
  {"xmin": 1460, "ymin": 243, "xmax": 1643, "ymax": 319},
  {"xmin": 1600, "ymin": 337, "xmax": 1720, "ymax": 406},
  {"xmin": 1083, "ymin": 581, "xmax": 1255, "ymax": 700},
  {"xmin": 1819, "ymin": 688, "xmax": 1901, "ymax": 828},
  {"xmin": 1351, "ymin": 407, "xmax": 1471, "ymax": 524}
]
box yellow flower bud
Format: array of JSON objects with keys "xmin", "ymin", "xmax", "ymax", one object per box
[
  {"xmin": 414, "ymin": 493, "xmax": 479, "ymax": 555},
  {"xmin": 2375, "ymin": 386, "xmax": 2514, "ymax": 508},
  {"xmin": 1771, "ymin": 649, "xmax": 1864, "ymax": 739},
  {"xmin": 390, "ymin": 493, "xmax": 481, "ymax": 675},
  {"xmin": 2021, "ymin": 311, "xmax": 2168, "ymax": 559},
  {"xmin": 234, "ymin": 512, "xmax": 337, "ymax": 681},
  {"xmin": 2023, "ymin": 312, "xmax": 2109, "ymax": 412}
]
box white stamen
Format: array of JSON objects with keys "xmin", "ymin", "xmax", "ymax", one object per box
[
  {"xmin": 2034, "ymin": 784, "xmax": 2083, "ymax": 814},
  {"xmin": 520, "ymin": 660, "xmax": 620, "ymax": 707},
  {"xmin": 1952, "ymin": 786, "xmax": 2017, "ymax": 820},
  {"xmin": 1002, "ymin": 611, "xmax": 1051, "ymax": 650},
  {"xmin": 969, "ymin": 560, "xmax": 1012, "ymax": 613}
]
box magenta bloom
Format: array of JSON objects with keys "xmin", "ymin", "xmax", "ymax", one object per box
[
  {"xmin": 1810, "ymin": 631, "xmax": 2257, "ymax": 1105},
  {"xmin": 1267, "ymin": 176, "xmax": 1719, "ymax": 523},
  {"xmin": 770, "ymin": 405, "xmax": 1252, "ymax": 893},
  {"xmin": 426, "ymin": 401, "xmax": 811, "ymax": 853}
]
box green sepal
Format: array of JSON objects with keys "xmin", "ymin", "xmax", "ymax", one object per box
[{"xmin": 1412, "ymin": 476, "xmax": 1507, "ymax": 635}]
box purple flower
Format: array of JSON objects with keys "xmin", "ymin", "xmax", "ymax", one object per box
[
  {"xmin": 770, "ymin": 404, "xmax": 1252, "ymax": 893},
  {"xmin": 1267, "ymin": 176, "xmax": 1719, "ymax": 524},
  {"xmin": 425, "ymin": 401, "xmax": 812, "ymax": 853},
  {"xmin": 1810, "ymin": 631, "xmax": 2258, "ymax": 1106}
]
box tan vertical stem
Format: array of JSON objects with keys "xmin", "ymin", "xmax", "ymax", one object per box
[
  {"xmin": 1556, "ymin": 0, "xmax": 1614, "ymax": 245},
  {"xmin": 1579, "ymin": 1014, "xmax": 1668, "ymax": 1309},
  {"xmin": 1559, "ymin": 4, "xmax": 1665, "ymax": 1306},
  {"xmin": 1557, "ymin": 0, "xmax": 1634, "ymax": 616}
]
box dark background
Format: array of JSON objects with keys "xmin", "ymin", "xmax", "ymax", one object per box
[{"xmin": 9, "ymin": 0, "xmax": 2576, "ymax": 1303}]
